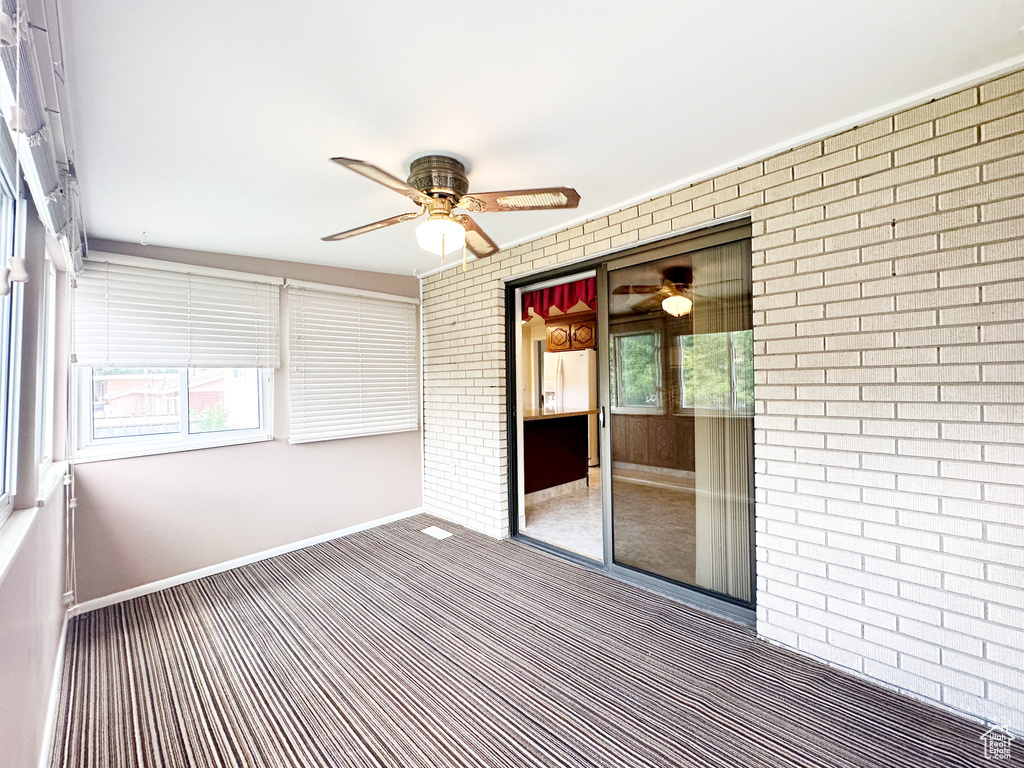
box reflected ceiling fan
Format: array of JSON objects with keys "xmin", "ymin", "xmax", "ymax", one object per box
[
  {"xmin": 612, "ymin": 266, "xmax": 694, "ymax": 316},
  {"xmin": 322, "ymin": 155, "xmax": 580, "ymax": 261}
]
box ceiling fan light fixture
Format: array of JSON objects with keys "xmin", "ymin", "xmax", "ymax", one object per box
[
  {"xmin": 416, "ymin": 213, "xmax": 466, "ymax": 256},
  {"xmin": 662, "ymin": 294, "xmax": 692, "ymax": 317}
]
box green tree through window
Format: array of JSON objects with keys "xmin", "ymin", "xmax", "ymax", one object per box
[
  {"xmin": 677, "ymin": 330, "xmax": 754, "ymax": 411},
  {"xmin": 612, "ymin": 332, "xmax": 661, "ymax": 409},
  {"xmin": 189, "ymin": 403, "xmax": 230, "ymax": 433}
]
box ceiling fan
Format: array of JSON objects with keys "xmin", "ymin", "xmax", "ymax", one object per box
[
  {"xmin": 612, "ymin": 266, "xmax": 694, "ymax": 316},
  {"xmin": 322, "ymin": 155, "xmax": 580, "ymax": 260}
]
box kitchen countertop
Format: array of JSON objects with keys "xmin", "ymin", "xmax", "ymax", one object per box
[{"xmin": 522, "ymin": 408, "xmax": 599, "ymax": 422}]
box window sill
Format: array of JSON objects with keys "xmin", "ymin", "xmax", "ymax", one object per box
[
  {"xmin": 38, "ymin": 461, "xmax": 69, "ymax": 505},
  {"xmin": 610, "ymin": 407, "xmax": 666, "ymax": 416},
  {"xmin": 0, "ymin": 462, "xmax": 69, "ymax": 590},
  {"xmin": 72, "ymin": 432, "xmax": 273, "ymax": 464}
]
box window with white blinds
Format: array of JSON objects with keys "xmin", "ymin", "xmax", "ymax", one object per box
[
  {"xmin": 72, "ymin": 259, "xmax": 281, "ymax": 369},
  {"xmin": 288, "ymin": 284, "xmax": 418, "ymax": 444}
]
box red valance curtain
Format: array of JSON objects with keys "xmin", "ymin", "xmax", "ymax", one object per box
[{"xmin": 521, "ymin": 277, "xmax": 596, "ymax": 321}]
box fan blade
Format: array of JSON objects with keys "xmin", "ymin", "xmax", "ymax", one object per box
[
  {"xmin": 612, "ymin": 285, "xmax": 661, "ymax": 295},
  {"xmin": 322, "ymin": 211, "xmax": 422, "ymax": 242},
  {"xmin": 331, "ymin": 157, "xmax": 431, "ymax": 205},
  {"xmin": 453, "ymin": 214, "xmax": 500, "ymax": 258},
  {"xmin": 456, "ymin": 187, "xmax": 580, "ymax": 213},
  {"xmin": 633, "ymin": 294, "xmax": 668, "ymax": 313}
]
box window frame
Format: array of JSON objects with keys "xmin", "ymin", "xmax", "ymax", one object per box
[
  {"xmin": 0, "ymin": 184, "xmax": 22, "ymax": 526},
  {"xmin": 36, "ymin": 253, "xmax": 56, "ymax": 474},
  {"xmin": 674, "ymin": 333, "xmax": 693, "ymax": 413},
  {"xmin": 609, "ymin": 327, "xmax": 664, "ymax": 415},
  {"xmin": 72, "ymin": 366, "xmax": 274, "ymax": 463}
]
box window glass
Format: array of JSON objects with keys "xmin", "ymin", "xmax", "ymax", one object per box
[
  {"xmin": 91, "ymin": 367, "xmax": 181, "ymax": 440},
  {"xmin": 731, "ymin": 329, "xmax": 754, "ymax": 412},
  {"xmin": 187, "ymin": 368, "xmax": 261, "ymax": 433},
  {"xmin": 80, "ymin": 366, "xmax": 269, "ymax": 458},
  {"xmin": 611, "ymin": 331, "xmax": 662, "ymax": 411},
  {"xmin": 676, "ymin": 330, "xmax": 754, "ymax": 412}
]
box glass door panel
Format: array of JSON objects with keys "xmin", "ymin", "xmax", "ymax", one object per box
[{"xmin": 606, "ymin": 240, "xmax": 755, "ymax": 605}]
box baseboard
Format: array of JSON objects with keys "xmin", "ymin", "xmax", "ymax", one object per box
[
  {"xmin": 37, "ymin": 611, "xmax": 69, "ymax": 768},
  {"xmin": 69, "ymin": 507, "xmax": 424, "ymax": 616},
  {"xmin": 613, "ymin": 461, "xmax": 695, "ymax": 480}
]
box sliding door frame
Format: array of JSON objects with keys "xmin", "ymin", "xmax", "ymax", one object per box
[{"xmin": 505, "ymin": 218, "xmax": 756, "ymax": 626}]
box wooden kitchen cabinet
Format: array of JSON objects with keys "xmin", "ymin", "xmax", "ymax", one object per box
[
  {"xmin": 546, "ymin": 323, "xmax": 572, "ymax": 352},
  {"xmin": 570, "ymin": 318, "xmax": 595, "ymax": 349},
  {"xmin": 546, "ymin": 314, "xmax": 595, "ymax": 352}
]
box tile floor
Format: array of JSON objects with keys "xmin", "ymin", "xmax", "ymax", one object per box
[{"xmin": 521, "ymin": 466, "xmax": 697, "ymax": 583}]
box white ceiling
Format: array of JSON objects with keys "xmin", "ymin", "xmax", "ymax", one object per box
[{"xmin": 63, "ymin": 0, "xmax": 1024, "ymax": 276}]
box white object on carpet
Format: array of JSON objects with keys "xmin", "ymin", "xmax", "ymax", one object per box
[{"xmin": 422, "ymin": 526, "xmax": 454, "ymax": 540}]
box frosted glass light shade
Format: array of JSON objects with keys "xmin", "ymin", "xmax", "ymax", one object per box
[
  {"xmin": 416, "ymin": 215, "xmax": 466, "ymax": 256},
  {"xmin": 661, "ymin": 294, "xmax": 692, "ymax": 317}
]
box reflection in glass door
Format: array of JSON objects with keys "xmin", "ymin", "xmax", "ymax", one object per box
[{"xmin": 606, "ymin": 240, "xmax": 755, "ymax": 605}]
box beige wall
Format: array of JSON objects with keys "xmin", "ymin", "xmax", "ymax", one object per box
[
  {"xmin": 422, "ymin": 69, "xmax": 1024, "ymax": 731},
  {"xmin": 73, "ymin": 241, "xmax": 423, "ymax": 602},
  {"xmin": 0, "ymin": 487, "xmax": 66, "ymax": 768},
  {"xmin": 73, "ymin": 431, "xmax": 419, "ymax": 602}
]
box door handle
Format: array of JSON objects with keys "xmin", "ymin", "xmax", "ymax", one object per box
[{"xmin": 598, "ymin": 406, "xmax": 606, "ymax": 428}]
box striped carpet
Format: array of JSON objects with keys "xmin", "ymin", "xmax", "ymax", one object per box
[{"xmin": 50, "ymin": 514, "xmax": 1014, "ymax": 767}]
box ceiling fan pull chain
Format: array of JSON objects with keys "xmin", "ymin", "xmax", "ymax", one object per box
[{"xmin": 462, "ymin": 242, "xmax": 467, "ymax": 272}]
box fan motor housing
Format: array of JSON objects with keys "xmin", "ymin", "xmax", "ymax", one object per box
[
  {"xmin": 407, "ymin": 155, "xmax": 469, "ymax": 199},
  {"xmin": 664, "ymin": 266, "xmax": 693, "ymax": 286}
]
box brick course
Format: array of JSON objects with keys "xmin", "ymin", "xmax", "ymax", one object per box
[{"xmin": 422, "ymin": 70, "xmax": 1024, "ymax": 731}]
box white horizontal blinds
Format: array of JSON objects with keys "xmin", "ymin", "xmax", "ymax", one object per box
[
  {"xmin": 289, "ymin": 286, "xmax": 418, "ymax": 443},
  {"xmin": 73, "ymin": 260, "xmax": 280, "ymax": 368},
  {"xmin": 187, "ymin": 273, "xmax": 279, "ymax": 368}
]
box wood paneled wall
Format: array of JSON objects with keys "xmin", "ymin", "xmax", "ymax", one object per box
[{"xmin": 610, "ymin": 413, "xmax": 695, "ymax": 471}]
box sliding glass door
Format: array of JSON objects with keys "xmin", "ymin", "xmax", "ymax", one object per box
[{"xmin": 603, "ymin": 239, "xmax": 755, "ymax": 606}]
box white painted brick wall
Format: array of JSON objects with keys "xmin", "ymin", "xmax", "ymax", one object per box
[{"xmin": 421, "ymin": 69, "xmax": 1024, "ymax": 732}]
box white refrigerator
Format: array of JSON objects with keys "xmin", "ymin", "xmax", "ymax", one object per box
[{"xmin": 543, "ymin": 348, "xmax": 599, "ymax": 466}]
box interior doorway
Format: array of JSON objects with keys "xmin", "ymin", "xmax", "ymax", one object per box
[{"xmin": 515, "ymin": 272, "xmax": 602, "ymax": 560}]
